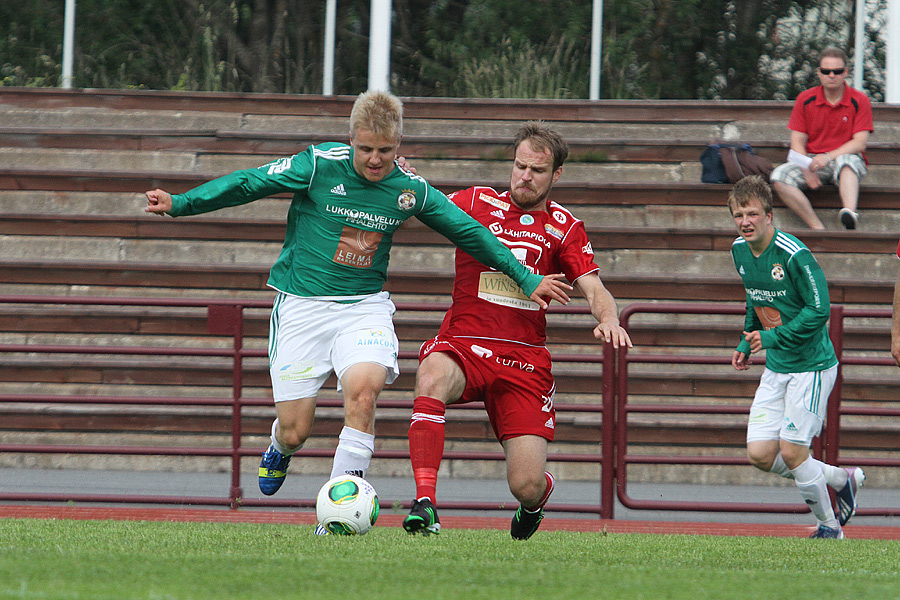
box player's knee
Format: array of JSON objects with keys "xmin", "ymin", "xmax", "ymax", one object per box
[
  {"xmin": 778, "ymin": 444, "xmax": 809, "ymax": 469},
  {"xmin": 414, "ymin": 354, "xmax": 462, "ymax": 400},
  {"xmin": 413, "ymin": 367, "xmax": 442, "ymax": 398},
  {"xmin": 508, "ymin": 472, "xmax": 546, "ymax": 506},
  {"xmin": 277, "ymin": 422, "xmax": 310, "ymax": 449},
  {"xmin": 746, "ymin": 447, "xmax": 775, "ymax": 472}
]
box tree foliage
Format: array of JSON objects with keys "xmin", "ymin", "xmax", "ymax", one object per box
[{"xmin": 0, "ymin": 0, "xmax": 887, "ymax": 100}]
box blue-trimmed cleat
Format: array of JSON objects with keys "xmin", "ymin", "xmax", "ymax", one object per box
[
  {"xmin": 809, "ymin": 525, "xmax": 844, "ymax": 539},
  {"xmin": 314, "ymin": 524, "xmax": 331, "ymax": 536},
  {"xmin": 835, "ymin": 466, "xmax": 865, "ymax": 526},
  {"xmin": 258, "ymin": 444, "xmax": 291, "ymax": 496}
]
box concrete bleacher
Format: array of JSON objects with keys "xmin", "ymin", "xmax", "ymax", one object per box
[{"xmin": 1, "ymin": 88, "xmax": 899, "ymax": 486}]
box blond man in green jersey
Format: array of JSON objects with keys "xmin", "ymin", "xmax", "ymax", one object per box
[
  {"xmin": 144, "ymin": 91, "xmax": 571, "ymax": 526},
  {"xmin": 729, "ymin": 175, "xmax": 864, "ymax": 539}
]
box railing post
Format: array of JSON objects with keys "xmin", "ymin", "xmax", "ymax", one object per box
[
  {"xmin": 600, "ymin": 339, "xmax": 616, "ymax": 520},
  {"xmin": 208, "ymin": 304, "xmax": 245, "ymax": 508},
  {"xmin": 825, "ymin": 304, "xmax": 844, "ymax": 467}
]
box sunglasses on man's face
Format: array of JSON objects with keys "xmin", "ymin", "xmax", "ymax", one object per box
[{"xmin": 819, "ymin": 67, "xmax": 846, "ymax": 75}]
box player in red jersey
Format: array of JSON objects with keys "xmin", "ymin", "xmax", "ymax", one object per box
[{"xmin": 402, "ymin": 122, "xmax": 632, "ymax": 539}]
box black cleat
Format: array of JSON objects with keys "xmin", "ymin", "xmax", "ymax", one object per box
[
  {"xmin": 403, "ymin": 498, "xmax": 441, "ymax": 535},
  {"xmin": 510, "ymin": 505, "xmax": 544, "ymax": 540}
]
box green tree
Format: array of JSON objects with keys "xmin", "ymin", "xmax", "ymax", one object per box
[{"xmin": 0, "ymin": 0, "xmax": 887, "ymax": 100}]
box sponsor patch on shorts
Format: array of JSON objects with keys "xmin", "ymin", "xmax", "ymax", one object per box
[
  {"xmin": 356, "ymin": 328, "xmax": 395, "ymax": 350},
  {"xmin": 748, "ymin": 408, "xmax": 769, "ymax": 424},
  {"xmin": 277, "ymin": 360, "xmax": 317, "ymax": 382}
]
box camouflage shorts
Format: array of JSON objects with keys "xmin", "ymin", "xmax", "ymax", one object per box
[{"xmin": 770, "ymin": 153, "xmax": 867, "ymax": 189}]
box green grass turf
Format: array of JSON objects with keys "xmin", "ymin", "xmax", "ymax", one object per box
[{"xmin": 1, "ymin": 518, "xmax": 898, "ymax": 600}]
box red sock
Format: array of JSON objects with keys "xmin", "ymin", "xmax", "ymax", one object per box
[
  {"xmin": 408, "ymin": 396, "xmax": 446, "ymax": 503},
  {"xmin": 524, "ymin": 471, "xmax": 556, "ymax": 512}
]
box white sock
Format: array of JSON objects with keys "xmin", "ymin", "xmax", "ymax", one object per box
[
  {"xmin": 270, "ymin": 419, "xmax": 303, "ymax": 455},
  {"xmin": 791, "ymin": 456, "xmax": 839, "ymax": 528},
  {"xmin": 769, "ymin": 454, "xmax": 795, "ymax": 479},
  {"xmin": 330, "ymin": 426, "xmax": 375, "ymax": 479},
  {"xmin": 810, "ymin": 458, "xmax": 848, "ymax": 489}
]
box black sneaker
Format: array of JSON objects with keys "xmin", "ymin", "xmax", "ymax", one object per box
[
  {"xmin": 403, "ymin": 498, "xmax": 441, "ymax": 535},
  {"xmin": 839, "ymin": 208, "xmax": 858, "ymax": 230},
  {"xmin": 510, "ymin": 505, "xmax": 544, "ymax": 540}
]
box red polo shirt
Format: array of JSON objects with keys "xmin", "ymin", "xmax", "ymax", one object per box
[{"xmin": 788, "ymin": 84, "xmax": 873, "ymax": 160}]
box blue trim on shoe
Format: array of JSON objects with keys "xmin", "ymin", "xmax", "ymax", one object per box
[
  {"xmin": 835, "ymin": 466, "xmax": 865, "ymax": 527},
  {"xmin": 809, "ymin": 525, "xmax": 844, "ymax": 539},
  {"xmin": 258, "ymin": 444, "xmax": 291, "ymax": 496}
]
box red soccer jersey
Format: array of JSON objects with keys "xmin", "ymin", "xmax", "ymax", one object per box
[
  {"xmin": 437, "ymin": 186, "xmax": 599, "ymax": 347},
  {"xmin": 787, "ymin": 84, "xmax": 873, "ymax": 160}
]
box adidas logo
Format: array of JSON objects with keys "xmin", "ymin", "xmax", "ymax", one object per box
[
  {"xmin": 331, "ymin": 183, "xmax": 347, "ymax": 196},
  {"xmin": 490, "ymin": 209, "xmax": 505, "ymax": 219},
  {"xmin": 344, "ymin": 469, "xmax": 364, "ymax": 478},
  {"xmin": 544, "ymin": 418, "xmax": 555, "ymax": 429}
]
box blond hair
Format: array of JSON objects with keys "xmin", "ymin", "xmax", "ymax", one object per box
[{"xmin": 349, "ymin": 91, "xmax": 403, "ymax": 141}]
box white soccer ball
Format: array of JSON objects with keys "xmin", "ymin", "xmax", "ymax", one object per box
[{"xmin": 315, "ymin": 475, "xmax": 380, "ymax": 535}]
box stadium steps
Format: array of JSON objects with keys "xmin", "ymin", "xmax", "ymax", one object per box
[
  {"xmin": 1, "ymin": 89, "xmax": 898, "ymax": 481},
  {"xmin": 2, "ymin": 126, "xmax": 900, "ymax": 167},
  {"xmin": 1, "ymin": 212, "xmax": 898, "ymax": 281}
]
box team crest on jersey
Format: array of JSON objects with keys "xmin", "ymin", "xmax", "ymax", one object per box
[
  {"xmin": 520, "ymin": 214, "xmax": 535, "ymax": 226},
  {"xmin": 771, "ymin": 263, "xmax": 785, "ymax": 281},
  {"xmin": 544, "ymin": 224, "xmax": 564, "ymax": 239},
  {"xmin": 552, "ymin": 210, "xmax": 567, "ymax": 224},
  {"xmin": 397, "ymin": 190, "xmax": 417, "ymax": 210},
  {"xmin": 479, "ymin": 192, "xmax": 511, "ymax": 211}
]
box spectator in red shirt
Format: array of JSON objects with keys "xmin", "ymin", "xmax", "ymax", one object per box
[{"xmin": 770, "ymin": 47, "xmax": 873, "ymax": 230}]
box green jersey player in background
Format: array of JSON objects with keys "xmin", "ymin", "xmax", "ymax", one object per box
[
  {"xmin": 144, "ymin": 91, "xmax": 571, "ymax": 534},
  {"xmin": 728, "ymin": 175, "xmax": 864, "ymax": 539}
]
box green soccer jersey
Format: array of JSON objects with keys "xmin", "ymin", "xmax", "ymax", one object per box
[
  {"xmin": 169, "ymin": 142, "xmax": 542, "ymax": 298},
  {"xmin": 731, "ymin": 229, "xmax": 837, "ymax": 373}
]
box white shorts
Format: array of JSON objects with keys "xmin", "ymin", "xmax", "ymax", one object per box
[
  {"xmin": 268, "ymin": 291, "xmax": 399, "ymax": 402},
  {"xmin": 746, "ymin": 365, "xmax": 838, "ymax": 446}
]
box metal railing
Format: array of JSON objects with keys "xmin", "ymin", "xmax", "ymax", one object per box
[
  {"xmin": 616, "ymin": 302, "xmax": 900, "ymax": 520},
  {"xmin": 0, "ymin": 295, "xmax": 614, "ymax": 515},
  {"xmin": 1, "ymin": 295, "xmax": 898, "ymax": 519}
]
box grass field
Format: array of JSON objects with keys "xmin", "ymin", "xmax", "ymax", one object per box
[{"xmin": 1, "ymin": 518, "xmax": 899, "ymax": 600}]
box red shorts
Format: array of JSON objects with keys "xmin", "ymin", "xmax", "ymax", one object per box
[{"xmin": 419, "ymin": 335, "xmax": 556, "ymax": 442}]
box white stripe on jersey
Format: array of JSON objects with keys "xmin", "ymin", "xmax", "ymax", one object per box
[
  {"xmin": 312, "ymin": 147, "xmax": 351, "ymax": 160},
  {"xmin": 397, "ymin": 165, "xmax": 428, "ymax": 185},
  {"xmin": 774, "ymin": 231, "xmax": 806, "ymax": 264}
]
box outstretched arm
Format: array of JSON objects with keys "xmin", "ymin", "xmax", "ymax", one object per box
[
  {"xmin": 529, "ymin": 273, "xmax": 572, "ymax": 310},
  {"xmin": 573, "ymin": 273, "xmax": 632, "ymax": 349},
  {"xmin": 144, "ymin": 189, "xmax": 173, "ymax": 215}
]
